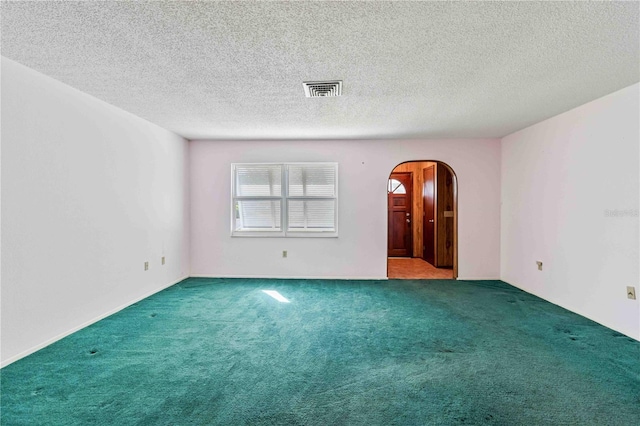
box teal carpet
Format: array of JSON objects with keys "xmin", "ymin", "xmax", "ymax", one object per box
[{"xmin": 1, "ymin": 278, "xmax": 639, "ymax": 425}]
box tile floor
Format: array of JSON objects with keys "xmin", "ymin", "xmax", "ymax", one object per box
[{"xmin": 387, "ymin": 257, "xmax": 454, "ymax": 279}]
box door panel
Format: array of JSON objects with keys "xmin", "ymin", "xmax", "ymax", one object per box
[
  {"xmin": 387, "ymin": 172, "xmax": 412, "ymax": 257},
  {"xmin": 423, "ymin": 166, "xmax": 435, "ymax": 265},
  {"xmin": 436, "ymin": 165, "xmax": 455, "ymax": 267},
  {"xmin": 391, "ymin": 211, "xmax": 407, "ymax": 248}
]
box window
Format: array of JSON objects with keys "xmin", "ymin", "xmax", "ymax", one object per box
[
  {"xmin": 388, "ymin": 178, "xmax": 406, "ymax": 194},
  {"xmin": 232, "ymin": 163, "xmax": 338, "ymax": 237}
]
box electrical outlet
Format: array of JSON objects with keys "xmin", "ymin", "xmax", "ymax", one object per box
[
  {"xmin": 536, "ymin": 261, "xmax": 543, "ymax": 271},
  {"xmin": 282, "ymin": 250, "xmax": 287, "ymax": 258},
  {"xmin": 144, "ymin": 261, "xmax": 149, "ymax": 271},
  {"xmin": 161, "ymin": 256, "xmax": 165, "ymax": 265},
  {"xmin": 627, "ymin": 286, "xmax": 636, "ymax": 300}
]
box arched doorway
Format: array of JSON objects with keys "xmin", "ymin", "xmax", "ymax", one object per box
[{"xmin": 387, "ymin": 161, "xmax": 458, "ymax": 279}]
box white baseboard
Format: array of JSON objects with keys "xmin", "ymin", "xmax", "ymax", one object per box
[
  {"xmin": 0, "ymin": 275, "xmax": 188, "ymax": 369},
  {"xmin": 457, "ymin": 277, "xmax": 502, "ymax": 281},
  {"xmin": 188, "ymin": 274, "xmax": 388, "ymax": 280},
  {"xmin": 190, "ymin": 275, "xmax": 501, "ymax": 281}
]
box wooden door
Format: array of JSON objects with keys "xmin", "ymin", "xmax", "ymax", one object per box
[
  {"xmin": 423, "ymin": 166, "xmax": 435, "ymax": 265},
  {"xmin": 387, "ymin": 172, "xmax": 412, "ymax": 257},
  {"xmin": 436, "ymin": 165, "xmax": 455, "ymax": 267}
]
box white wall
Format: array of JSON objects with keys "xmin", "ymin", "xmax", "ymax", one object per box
[
  {"xmin": 190, "ymin": 138, "xmax": 501, "ymax": 280},
  {"xmin": 1, "ymin": 58, "xmax": 190, "ymax": 366},
  {"xmin": 501, "ymin": 83, "xmax": 640, "ymax": 340}
]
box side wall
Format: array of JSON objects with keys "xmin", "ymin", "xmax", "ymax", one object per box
[
  {"xmin": 190, "ymin": 138, "xmax": 501, "ymax": 280},
  {"xmin": 1, "ymin": 58, "xmax": 191, "ymax": 365},
  {"xmin": 501, "ymin": 83, "xmax": 640, "ymax": 339}
]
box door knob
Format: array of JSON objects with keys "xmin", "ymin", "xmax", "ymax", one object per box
[
  {"xmin": 406, "ymin": 219, "xmax": 411, "ymax": 223},
  {"xmin": 429, "ymin": 219, "xmax": 434, "ymax": 223}
]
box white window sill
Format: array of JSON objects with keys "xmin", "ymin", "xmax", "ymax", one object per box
[{"xmin": 231, "ymin": 230, "xmax": 338, "ymax": 238}]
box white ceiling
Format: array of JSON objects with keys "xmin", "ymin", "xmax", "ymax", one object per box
[{"xmin": 2, "ymin": 1, "xmax": 638, "ymax": 140}]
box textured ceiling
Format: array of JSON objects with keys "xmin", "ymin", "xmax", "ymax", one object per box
[{"xmin": 1, "ymin": 1, "xmax": 638, "ymax": 140}]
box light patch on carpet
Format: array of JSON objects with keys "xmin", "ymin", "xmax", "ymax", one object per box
[{"xmin": 262, "ymin": 290, "xmax": 291, "ymax": 303}]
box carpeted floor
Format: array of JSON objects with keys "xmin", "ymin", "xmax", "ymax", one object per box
[{"xmin": 1, "ymin": 278, "xmax": 639, "ymax": 425}]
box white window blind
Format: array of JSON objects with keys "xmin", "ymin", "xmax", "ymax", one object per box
[
  {"xmin": 235, "ymin": 200, "xmax": 281, "ymax": 230},
  {"xmin": 287, "ymin": 164, "xmax": 336, "ymax": 197},
  {"xmin": 287, "ymin": 200, "xmax": 336, "ymax": 230},
  {"xmin": 232, "ymin": 163, "xmax": 338, "ymax": 237},
  {"xmin": 235, "ymin": 164, "xmax": 282, "ymax": 197}
]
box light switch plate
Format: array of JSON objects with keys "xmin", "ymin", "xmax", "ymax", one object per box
[{"xmin": 627, "ymin": 286, "xmax": 636, "ymax": 300}]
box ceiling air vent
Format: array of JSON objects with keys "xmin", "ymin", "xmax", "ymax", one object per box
[{"xmin": 303, "ymin": 80, "xmax": 342, "ymax": 97}]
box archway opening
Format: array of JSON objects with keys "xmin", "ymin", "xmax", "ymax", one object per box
[{"xmin": 386, "ymin": 161, "xmax": 458, "ymax": 279}]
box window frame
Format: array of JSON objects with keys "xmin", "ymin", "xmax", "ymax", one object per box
[{"xmin": 231, "ymin": 162, "xmax": 338, "ymax": 238}]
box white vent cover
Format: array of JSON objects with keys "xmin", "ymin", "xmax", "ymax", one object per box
[{"xmin": 303, "ymin": 81, "xmax": 342, "ymax": 97}]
